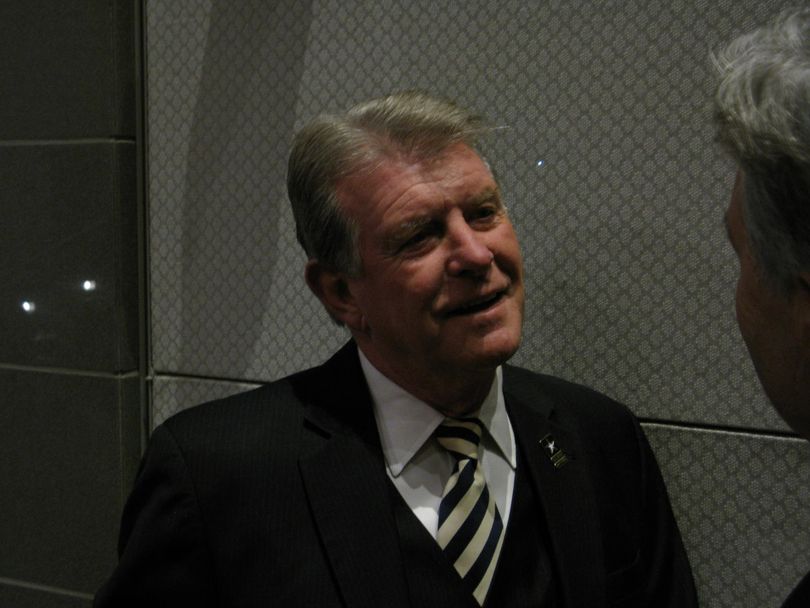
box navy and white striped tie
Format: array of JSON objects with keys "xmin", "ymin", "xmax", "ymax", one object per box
[{"xmin": 436, "ymin": 418, "xmax": 505, "ymax": 606}]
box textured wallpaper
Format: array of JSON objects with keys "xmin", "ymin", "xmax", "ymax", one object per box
[
  {"xmin": 146, "ymin": 0, "xmax": 790, "ymax": 428},
  {"xmin": 145, "ymin": 2, "xmax": 808, "ymax": 606}
]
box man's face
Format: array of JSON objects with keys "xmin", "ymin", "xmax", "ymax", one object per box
[
  {"xmin": 335, "ymin": 143, "xmax": 524, "ymax": 399},
  {"xmin": 725, "ymin": 170, "xmax": 810, "ymax": 439}
]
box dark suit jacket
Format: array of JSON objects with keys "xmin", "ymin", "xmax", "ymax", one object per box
[
  {"xmin": 783, "ymin": 570, "xmax": 810, "ymax": 607},
  {"xmin": 95, "ymin": 342, "xmax": 697, "ymax": 607}
]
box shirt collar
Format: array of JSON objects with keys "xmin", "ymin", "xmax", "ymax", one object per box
[{"xmin": 358, "ymin": 349, "xmax": 516, "ymax": 477}]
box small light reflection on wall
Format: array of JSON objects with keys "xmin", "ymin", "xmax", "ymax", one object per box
[
  {"xmin": 82, "ymin": 280, "xmax": 97, "ymax": 291},
  {"xmin": 21, "ymin": 300, "xmax": 36, "ymax": 313}
]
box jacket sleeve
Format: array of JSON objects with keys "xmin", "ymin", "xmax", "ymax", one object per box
[
  {"xmin": 94, "ymin": 425, "xmax": 217, "ymax": 607},
  {"xmin": 630, "ymin": 421, "xmax": 698, "ymax": 607}
]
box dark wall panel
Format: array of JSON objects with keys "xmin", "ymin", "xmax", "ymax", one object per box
[
  {"xmin": 0, "ymin": 1, "xmax": 134, "ymax": 139},
  {"xmin": 0, "ymin": 143, "xmax": 138, "ymax": 372},
  {"xmin": 0, "ymin": 369, "xmax": 141, "ymax": 593},
  {"xmin": 0, "ymin": 0, "xmax": 141, "ymax": 601}
]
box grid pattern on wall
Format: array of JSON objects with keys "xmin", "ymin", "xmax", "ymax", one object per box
[{"xmin": 145, "ymin": 2, "xmax": 810, "ymax": 607}]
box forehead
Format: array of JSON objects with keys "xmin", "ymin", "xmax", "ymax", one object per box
[{"xmin": 336, "ymin": 143, "xmax": 496, "ymax": 217}]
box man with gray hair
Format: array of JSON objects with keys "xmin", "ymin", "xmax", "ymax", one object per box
[
  {"xmin": 96, "ymin": 91, "xmax": 696, "ymax": 607},
  {"xmin": 715, "ymin": 7, "xmax": 810, "ymax": 607}
]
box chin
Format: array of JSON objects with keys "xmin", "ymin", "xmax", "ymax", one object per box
[{"xmin": 471, "ymin": 333, "xmax": 522, "ymax": 368}]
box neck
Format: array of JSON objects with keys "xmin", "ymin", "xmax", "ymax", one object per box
[
  {"xmin": 358, "ymin": 347, "xmax": 496, "ymax": 417},
  {"xmin": 426, "ymin": 378, "xmax": 494, "ymax": 417}
]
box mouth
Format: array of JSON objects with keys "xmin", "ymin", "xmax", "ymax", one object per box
[{"xmin": 446, "ymin": 289, "xmax": 507, "ymax": 317}]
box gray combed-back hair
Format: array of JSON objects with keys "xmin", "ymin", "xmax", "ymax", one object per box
[
  {"xmin": 714, "ymin": 7, "xmax": 810, "ymax": 293},
  {"xmin": 287, "ymin": 91, "xmax": 491, "ymax": 276}
]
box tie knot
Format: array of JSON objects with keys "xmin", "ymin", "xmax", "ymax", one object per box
[{"xmin": 436, "ymin": 417, "xmax": 483, "ymax": 462}]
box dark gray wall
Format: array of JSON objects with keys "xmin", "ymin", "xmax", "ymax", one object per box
[{"xmin": 0, "ymin": 2, "xmax": 142, "ymax": 605}]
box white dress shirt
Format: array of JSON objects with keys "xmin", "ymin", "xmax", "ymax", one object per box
[{"xmin": 358, "ymin": 350, "xmax": 517, "ymax": 539}]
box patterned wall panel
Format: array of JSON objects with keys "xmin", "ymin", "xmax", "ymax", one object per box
[
  {"xmin": 146, "ymin": 0, "xmax": 793, "ymax": 430},
  {"xmin": 147, "ymin": 0, "xmax": 346, "ymax": 383},
  {"xmin": 145, "ymin": 3, "xmax": 810, "ymax": 606},
  {"xmin": 646, "ymin": 424, "xmax": 810, "ymax": 608}
]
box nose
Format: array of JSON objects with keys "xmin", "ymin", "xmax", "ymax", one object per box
[{"xmin": 445, "ymin": 220, "xmax": 494, "ymax": 277}]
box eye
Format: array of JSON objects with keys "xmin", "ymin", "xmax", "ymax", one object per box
[
  {"xmin": 467, "ymin": 202, "xmax": 502, "ymax": 226},
  {"xmin": 395, "ymin": 221, "xmax": 442, "ymax": 255},
  {"xmin": 403, "ymin": 230, "xmax": 431, "ymax": 248}
]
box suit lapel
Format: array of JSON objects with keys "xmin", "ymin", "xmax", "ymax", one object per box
[
  {"xmin": 504, "ymin": 368, "xmax": 606, "ymax": 608},
  {"xmin": 296, "ymin": 343, "xmax": 410, "ymax": 608},
  {"xmin": 295, "ymin": 347, "xmax": 608, "ymax": 607}
]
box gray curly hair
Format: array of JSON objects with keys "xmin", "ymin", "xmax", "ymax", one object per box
[
  {"xmin": 287, "ymin": 91, "xmax": 491, "ymax": 276},
  {"xmin": 714, "ymin": 7, "xmax": 810, "ymax": 293}
]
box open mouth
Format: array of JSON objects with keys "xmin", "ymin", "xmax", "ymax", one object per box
[{"xmin": 448, "ymin": 290, "xmax": 506, "ymax": 316}]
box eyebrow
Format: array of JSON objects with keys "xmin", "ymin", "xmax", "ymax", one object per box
[
  {"xmin": 391, "ymin": 216, "xmax": 434, "ymax": 238},
  {"xmin": 381, "ymin": 187, "xmax": 503, "ymax": 254},
  {"xmin": 394, "ymin": 186, "xmax": 502, "ymax": 232},
  {"xmin": 380, "ymin": 215, "xmax": 436, "ymax": 255},
  {"xmin": 465, "ymin": 186, "xmax": 502, "ymax": 207}
]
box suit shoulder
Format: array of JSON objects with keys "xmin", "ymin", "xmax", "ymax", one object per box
[
  {"xmin": 503, "ymin": 365, "xmax": 637, "ymax": 429},
  {"xmin": 160, "ymin": 369, "xmax": 315, "ymax": 447},
  {"xmin": 783, "ymin": 569, "xmax": 810, "ymax": 607},
  {"xmin": 504, "ymin": 366, "xmax": 651, "ymax": 497}
]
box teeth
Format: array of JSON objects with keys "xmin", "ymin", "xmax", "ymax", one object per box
[
  {"xmin": 457, "ymin": 292, "xmax": 500, "ymax": 312},
  {"xmin": 464, "ymin": 295, "xmax": 495, "ymax": 309}
]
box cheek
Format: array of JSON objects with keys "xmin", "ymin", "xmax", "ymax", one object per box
[
  {"xmin": 492, "ymin": 226, "xmax": 523, "ymax": 268},
  {"xmin": 734, "ymin": 279, "xmax": 746, "ymax": 329},
  {"xmin": 734, "ymin": 277, "xmax": 759, "ymax": 350},
  {"xmin": 408, "ymin": 255, "xmax": 453, "ymax": 293},
  {"xmin": 380, "ymin": 271, "xmax": 441, "ymax": 318},
  {"xmin": 734, "ymin": 260, "xmax": 760, "ymax": 333}
]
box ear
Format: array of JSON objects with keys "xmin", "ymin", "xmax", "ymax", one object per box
[{"xmin": 305, "ymin": 259, "xmax": 365, "ymax": 331}]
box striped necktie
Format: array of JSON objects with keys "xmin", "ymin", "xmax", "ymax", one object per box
[{"xmin": 436, "ymin": 417, "xmax": 505, "ymax": 606}]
